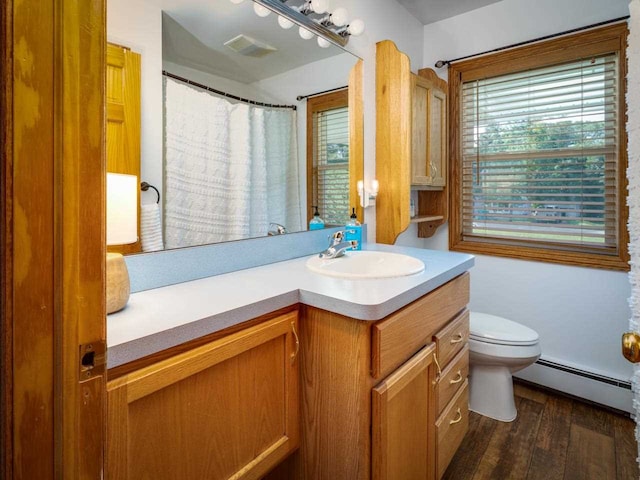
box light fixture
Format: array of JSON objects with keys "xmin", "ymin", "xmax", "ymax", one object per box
[
  {"xmin": 299, "ymin": 26, "xmax": 314, "ymax": 40},
  {"xmin": 230, "ymin": 0, "xmax": 244, "ymax": 3},
  {"xmin": 106, "ymin": 173, "xmax": 138, "ymax": 314},
  {"xmin": 345, "ymin": 19, "xmax": 365, "ymax": 37},
  {"xmin": 317, "ymin": 37, "xmax": 331, "ymax": 48},
  {"xmin": 278, "ymin": 15, "xmax": 294, "ymax": 29},
  {"xmin": 253, "ymin": 3, "xmax": 271, "ymax": 17},
  {"xmin": 357, "ymin": 179, "xmax": 379, "ymax": 208},
  {"xmin": 310, "ymin": 0, "xmax": 328, "ymax": 14},
  {"xmin": 330, "ymin": 7, "xmax": 349, "ymax": 27}
]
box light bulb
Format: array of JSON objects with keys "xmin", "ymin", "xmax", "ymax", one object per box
[
  {"xmin": 317, "ymin": 37, "xmax": 331, "ymax": 48},
  {"xmin": 330, "ymin": 7, "xmax": 348, "ymax": 27},
  {"xmin": 311, "ymin": 0, "xmax": 328, "ymax": 14},
  {"xmin": 278, "ymin": 15, "xmax": 294, "ymax": 29},
  {"xmin": 253, "ymin": 3, "xmax": 271, "ymax": 17},
  {"xmin": 229, "ymin": 0, "xmax": 244, "ymax": 3},
  {"xmin": 348, "ymin": 18, "xmax": 365, "ymax": 36},
  {"xmin": 298, "ymin": 26, "xmax": 314, "ymax": 40}
]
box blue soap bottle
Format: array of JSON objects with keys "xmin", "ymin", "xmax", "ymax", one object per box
[
  {"xmin": 309, "ymin": 205, "xmax": 325, "ymax": 230},
  {"xmin": 345, "ymin": 208, "xmax": 362, "ymax": 250}
]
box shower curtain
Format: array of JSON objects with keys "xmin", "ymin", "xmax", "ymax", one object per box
[
  {"xmin": 628, "ymin": 0, "xmax": 640, "ymax": 464},
  {"xmin": 163, "ymin": 77, "xmax": 303, "ymax": 249}
]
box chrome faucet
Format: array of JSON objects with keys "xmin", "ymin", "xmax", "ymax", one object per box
[
  {"xmin": 267, "ymin": 223, "xmax": 288, "ymax": 236},
  {"xmin": 318, "ymin": 230, "xmax": 358, "ymax": 259}
]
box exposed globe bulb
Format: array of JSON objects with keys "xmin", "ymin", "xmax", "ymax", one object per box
[
  {"xmin": 253, "ymin": 3, "xmax": 271, "ymax": 17},
  {"xmin": 229, "ymin": 0, "xmax": 244, "ymax": 4},
  {"xmin": 330, "ymin": 7, "xmax": 348, "ymax": 27},
  {"xmin": 278, "ymin": 15, "xmax": 294, "ymax": 29},
  {"xmin": 298, "ymin": 26, "xmax": 314, "ymax": 40},
  {"xmin": 311, "ymin": 0, "xmax": 328, "ymax": 14},
  {"xmin": 317, "ymin": 37, "xmax": 331, "ymax": 48},
  {"xmin": 348, "ymin": 19, "xmax": 365, "ymax": 36}
]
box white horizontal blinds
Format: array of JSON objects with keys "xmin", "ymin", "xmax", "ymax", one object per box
[
  {"xmin": 313, "ymin": 105, "xmax": 350, "ymax": 226},
  {"xmin": 461, "ymin": 54, "xmax": 619, "ymax": 252}
]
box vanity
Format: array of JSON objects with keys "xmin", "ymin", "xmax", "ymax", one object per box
[{"xmin": 106, "ymin": 245, "xmax": 473, "ymax": 480}]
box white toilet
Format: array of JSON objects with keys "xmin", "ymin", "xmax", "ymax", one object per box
[{"xmin": 468, "ymin": 312, "xmax": 541, "ymax": 422}]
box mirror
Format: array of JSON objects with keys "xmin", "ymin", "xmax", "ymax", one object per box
[{"xmin": 106, "ymin": 0, "xmax": 363, "ymax": 253}]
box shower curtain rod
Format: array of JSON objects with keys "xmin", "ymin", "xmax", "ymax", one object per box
[
  {"xmin": 296, "ymin": 85, "xmax": 348, "ymax": 101},
  {"xmin": 162, "ymin": 71, "xmax": 297, "ymax": 110},
  {"xmin": 434, "ymin": 15, "xmax": 630, "ymax": 68}
]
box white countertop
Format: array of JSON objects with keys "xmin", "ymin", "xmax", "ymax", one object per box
[{"xmin": 107, "ymin": 244, "xmax": 474, "ymax": 368}]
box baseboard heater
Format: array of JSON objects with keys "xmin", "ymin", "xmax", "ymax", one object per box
[{"xmin": 535, "ymin": 358, "xmax": 632, "ymax": 390}]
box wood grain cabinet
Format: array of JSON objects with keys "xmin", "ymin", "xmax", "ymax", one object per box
[
  {"xmin": 267, "ymin": 273, "xmax": 470, "ymax": 480},
  {"xmin": 106, "ymin": 311, "xmax": 300, "ymax": 480}
]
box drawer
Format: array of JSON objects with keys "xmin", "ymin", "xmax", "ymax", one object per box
[
  {"xmin": 436, "ymin": 381, "xmax": 469, "ymax": 479},
  {"xmin": 372, "ymin": 273, "xmax": 470, "ymax": 379},
  {"xmin": 436, "ymin": 345, "xmax": 469, "ymax": 415},
  {"xmin": 434, "ymin": 310, "xmax": 469, "ymax": 368}
]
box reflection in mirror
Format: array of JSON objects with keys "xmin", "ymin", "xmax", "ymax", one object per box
[{"xmin": 106, "ymin": 0, "xmax": 362, "ymax": 253}]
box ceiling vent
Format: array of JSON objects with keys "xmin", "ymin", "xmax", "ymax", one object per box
[{"xmin": 223, "ymin": 34, "xmax": 277, "ymax": 58}]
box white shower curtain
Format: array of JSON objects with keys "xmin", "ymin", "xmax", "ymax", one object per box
[
  {"xmin": 163, "ymin": 77, "xmax": 302, "ymax": 249},
  {"xmin": 628, "ymin": 0, "xmax": 640, "ymax": 464}
]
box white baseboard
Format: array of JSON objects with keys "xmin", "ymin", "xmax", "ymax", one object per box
[{"xmin": 514, "ymin": 361, "xmax": 633, "ymax": 414}]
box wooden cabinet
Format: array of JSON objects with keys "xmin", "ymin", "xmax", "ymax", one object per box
[
  {"xmin": 106, "ymin": 312, "xmax": 300, "ymax": 480},
  {"xmin": 411, "ymin": 69, "xmax": 447, "ymax": 189}
]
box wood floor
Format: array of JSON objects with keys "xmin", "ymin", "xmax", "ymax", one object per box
[{"xmin": 443, "ymin": 381, "xmax": 638, "ymax": 480}]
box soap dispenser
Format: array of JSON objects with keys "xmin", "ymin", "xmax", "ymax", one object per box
[
  {"xmin": 309, "ymin": 205, "xmax": 325, "ymax": 230},
  {"xmin": 345, "ymin": 208, "xmax": 362, "ymax": 250}
]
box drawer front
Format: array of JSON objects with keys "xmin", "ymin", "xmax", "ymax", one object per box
[
  {"xmin": 436, "ymin": 381, "xmax": 469, "ymax": 479},
  {"xmin": 436, "ymin": 345, "xmax": 469, "ymax": 415},
  {"xmin": 372, "ymin": 273, "xmax": 470, "ymax": 379},
  {"xmin": 434, "ymin": 310, "xmax": 469, "ymax": 368}
]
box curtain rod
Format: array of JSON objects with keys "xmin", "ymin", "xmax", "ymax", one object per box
[
  {"xmin": 162, "ymin": 71, "xmax": 297, "ymax": 110},
  {"xmin": 434, "ymin": 15, "xmax": 630, "ymax": 68},
  {"xmin": 296, "ymin": 85, "xmax": 348, "ymax": 102}
]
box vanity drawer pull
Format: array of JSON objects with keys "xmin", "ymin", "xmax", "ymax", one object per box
[
  {"xmin": 449, "ymin": 408, "xmax": 462, "ymax": 425},
  {"xmin": 450, "ymin": 333, "xmax": 464, "ymax": 344},
  {"xmin": 290, "ymin": 321, "xmax": 300, "ymax": 364},
  {"xmin": 449, "ymin": 371, "xmax": 463, "ymax": 385},
  {"xmin": 433, "ymin": 353, "xmax": 443, "ymax": 384}
]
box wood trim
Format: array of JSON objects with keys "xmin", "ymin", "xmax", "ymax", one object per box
[
  {"xmin": 0, "ymin": 0, "xmax": 13, "ymax": 477},
  {"xmin": 349, "ymin": 59, "xmax": 364, "ymax": 224},
  {"xmin": 376, "ymin": 40, "xmax": 412, "ymax": 245},
  {"xmin": 448, "ymin": 24, "xmax": 630, "ymax": 271},
  {"xmin": 306, "ymin": 88, "xmax": 349, "ymax": 225}
]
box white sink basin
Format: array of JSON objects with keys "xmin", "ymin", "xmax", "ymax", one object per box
[{"xmin": 305, "ymin": 251, "xmax": 425, "ymax": 279}]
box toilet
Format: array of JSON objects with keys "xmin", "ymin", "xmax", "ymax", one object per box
[{"xmin": 468, "ymin": 312, "xmax": 541, "ymax": 422}]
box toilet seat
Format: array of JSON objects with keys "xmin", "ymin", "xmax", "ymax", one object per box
[{"xmin": 470, "ymin": 312, "xmax": 539, "ymax": 346}]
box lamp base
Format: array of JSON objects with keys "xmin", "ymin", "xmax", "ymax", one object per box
[{"xmin": 107, "ymin": 252, "xmax": 130, "ymax": 314}]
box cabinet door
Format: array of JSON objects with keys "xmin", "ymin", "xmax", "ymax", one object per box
[
  {"xmin": 106, "ymin": 312, "xmax": 300, "ymax": 480},
  {"xmin": 372, "ymin": 344, "xmax": 437, "ymax": 480}
]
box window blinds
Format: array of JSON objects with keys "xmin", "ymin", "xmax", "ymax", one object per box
[
  {"xmin": 461, "ymin": 54, "xmax": 619, "ymax": 253},
  {"xmin": 313, "ymin": 106, "xmax": 350, "ymax": 226}
]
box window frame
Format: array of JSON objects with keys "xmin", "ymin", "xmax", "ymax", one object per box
[
  {"xmin": 448, "ymin": 23, "xmax": 629, "ymax": 271},
  {"xmin": 306, "ymin": 89, "xmax": 350, "ymax": 226}
]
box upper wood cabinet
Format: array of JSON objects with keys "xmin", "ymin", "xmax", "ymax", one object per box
[
  {"xmin": 106, "ymin": 312, "xmax": 300, "ymax": 480},
  {"xmin": 411, "ymin": 69, "xmax": 448, "ymax": 189}
]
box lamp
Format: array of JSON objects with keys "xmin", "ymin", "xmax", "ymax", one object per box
[
  {"xmin": 357, "ymin": 179, "xmax": 379, "ymax": 208},
  {"xmin": 106, "ymin": 173, "xmax": 138, "ymax": 314}
]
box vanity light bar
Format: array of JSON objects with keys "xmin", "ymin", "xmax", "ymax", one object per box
[{"xmin": 253, "ymin": 0, "xmax": 349, "ymax": 47}]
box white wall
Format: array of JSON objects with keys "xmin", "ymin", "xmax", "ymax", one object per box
[
  {"xmin": 107, "ymin": 0, "xmax": 164, "ymax": 207},
  {"xmin": 409, "ymin": 0, "xmax": 633, "ymax": 408}
]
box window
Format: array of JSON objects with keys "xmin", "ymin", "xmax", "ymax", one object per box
[
  {"xmin": 449, "ymin": 24, "xmax": 629, "ymax": 270},
  {"xmin": 307, "ymin": 90, "xmax": 350, "ymax": 226}
]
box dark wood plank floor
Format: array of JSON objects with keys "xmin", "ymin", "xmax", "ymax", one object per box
[{"xmin": 443, "ymin": 381, "xmax": 638, "ymax": 480}]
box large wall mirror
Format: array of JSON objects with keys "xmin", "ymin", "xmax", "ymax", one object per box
[{"xmin": 106, "ymin": 0, "xmax": 363, "ymax": 254}]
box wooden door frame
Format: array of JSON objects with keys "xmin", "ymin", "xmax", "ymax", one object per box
[{"xmin": 1, "ymin": 0, "xmax": 107, "ymax": 477}]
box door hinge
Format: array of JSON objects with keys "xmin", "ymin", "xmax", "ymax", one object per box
[{"xmin": 79, "ymin": 341, "xmax": 106, "ymax": 382}]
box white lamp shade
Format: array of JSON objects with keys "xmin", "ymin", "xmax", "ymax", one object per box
[{"xmin": 107, "ymin": 173, "xmax": 138, "ymax": 245}]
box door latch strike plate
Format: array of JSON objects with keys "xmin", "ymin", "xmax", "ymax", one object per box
[{"xmin": 79, "ymin": 341, "xmax": 106, "ymax": 382}]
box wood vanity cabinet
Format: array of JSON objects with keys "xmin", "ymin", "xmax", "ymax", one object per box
[
  {"xmin": 269, "ymin": 272, "xmax": 470, "ymax": 480},
  {"xmin": 106, "ymin": 311, "xmax": 300, "ymax": 480}
]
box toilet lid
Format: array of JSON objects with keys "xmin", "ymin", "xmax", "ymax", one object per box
[{"xmin": 469, "ymin": 312, "xmax": 539, "ymax": 346}]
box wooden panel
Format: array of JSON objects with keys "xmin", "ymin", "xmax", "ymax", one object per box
[
  {"xmin": 372, "ymin": 273, "xmax": 469, "ymax": 379},
  {"xmin": 613, "ymin": 414, "xmax": 638, "ymax": 480},
  {"xmin": 412, "ymin": 74, "xmax": 430, "ymax": 184},
  {"xmin": 376, "ymin": 40, "xmax": 412, "ymax": 245},
  {"xmin": 433, "ymin": 310, "xmax": 469, "ymax": 368},
  {"xmin": 349, "ymin": 59, "xmax": 364, "ymax": 224},
  {"xmin": 106, "ymin": 313, "xmax": 299, "ymax": 480},
  {"xmin": 436, "ymin": 381, "xmax": 469, "ymax": 478},
  {"xmin": 565, "ymin": 424, "xmax": 616, "ymax": 480},
  {"xmin": 298, "ymin": 305, "xmax": 372, "ymax": 480},
  {"xmin": 106, "ymin": 42, "xmax": 141, "ymax": 254},
  {"xmin": 436, "ymin": 345, "xmax": 468, "ymax": 415},
  {"xmin": 372, "ymin": 344, "xmax": 436, "ymax": 480}
]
